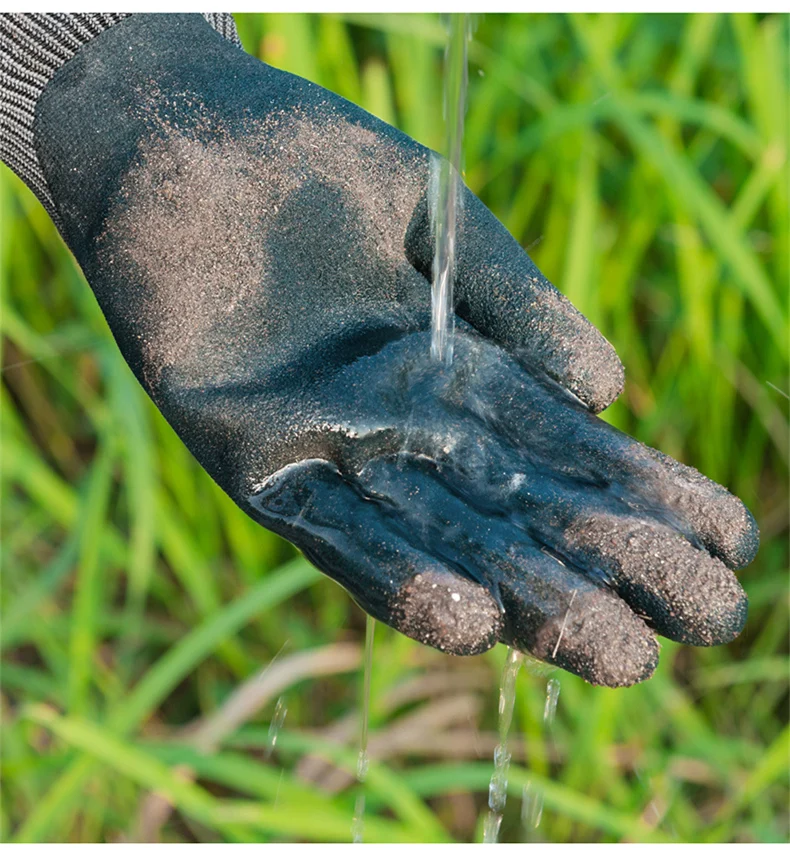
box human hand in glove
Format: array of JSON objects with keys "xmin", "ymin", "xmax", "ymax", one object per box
[{"xmin": 1, "ymin": 13, "xmax": 758, "ymax": 686}]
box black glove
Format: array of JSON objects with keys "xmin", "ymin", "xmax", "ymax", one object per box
[{"xmin": 1, "ymin": 13, "xmax": 758, "ymax": 687}]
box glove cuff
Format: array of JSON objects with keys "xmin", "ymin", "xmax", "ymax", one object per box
[{"xmin": 0, "ymin": 13, "xmax": 241, "ymax": 226}]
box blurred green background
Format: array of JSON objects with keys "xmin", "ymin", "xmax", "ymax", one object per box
[{"xmin": 1, "ymin": 12, "xmax": 788, "ymax": 843}]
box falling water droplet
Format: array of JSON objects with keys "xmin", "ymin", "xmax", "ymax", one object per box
[
  {"xmin": 521, "ymin": 781, "xmax": 543, "ymax": 830},
  {"xmin": 544, "ymin": 678, "xmax": 560, "ymax": 725},
  {"xmin": 483, "ymin": 647, "xmax": 522, "ymax": 842},
  {"xmin": 264, "ymin": 696, "xmax": 287, "ymax": 760}
]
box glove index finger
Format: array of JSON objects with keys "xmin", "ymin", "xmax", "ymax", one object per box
[
  {"xmin": 248, "ymin": 459, "xmax": 503, "ymax": 657},
  {"xmin": 405, "ymin": 183, "xmax": 625, "ymax": 413}
]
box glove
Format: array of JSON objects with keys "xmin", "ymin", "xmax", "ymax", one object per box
[{"xmin": 1, "ymin": 13, "xmax": 758, "ymax": 687}]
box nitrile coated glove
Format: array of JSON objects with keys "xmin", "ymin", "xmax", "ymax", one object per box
[{"xmin": 1, "ymin": 13, "xmax": 758, "ymax": 686}]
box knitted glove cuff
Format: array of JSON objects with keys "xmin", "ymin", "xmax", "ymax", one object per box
[{"xmin": 0, "ymin": 13, "xmax": 241, "ymax": 225}]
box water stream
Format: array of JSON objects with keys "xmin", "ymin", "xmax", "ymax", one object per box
[
  {"xmin": 430, "ymin": 13, "xmax": 471, "ymax": 367},
  {"xmin": 521, "ymin": 677, "xmax": 561, "ymax": 836},
  {"xmin": 428, "ymin": 15, "xmax": 541, "ymax": 843},
  {"xmin": 351, "ymin": 615, "xmax": 376, "ymax": 843},
  {"xmin": 351, "ymin": 18, "xmax": 471, "ymax": 840},
  {"xmin": 482, "ymin": 647, "xmax": 523, "ymax": 842}
]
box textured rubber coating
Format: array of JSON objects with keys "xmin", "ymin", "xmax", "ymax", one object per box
[{"xmin": 0, "ymin": 12, "xmax": 240, "ymax": 226}]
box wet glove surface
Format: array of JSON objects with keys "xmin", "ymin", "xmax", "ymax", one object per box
[{"xmin": 32, "ymin": 14, "xmax": 758, "ymax": 686}]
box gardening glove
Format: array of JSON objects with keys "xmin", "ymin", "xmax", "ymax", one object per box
[{"xmin": 1, "ymin": 13, "xmax": 758, "ymax": 687}]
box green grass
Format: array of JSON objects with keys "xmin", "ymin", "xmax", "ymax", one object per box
[{"xmin": 1, "ymin": 12, "xmax": 788, "ymax": 843}]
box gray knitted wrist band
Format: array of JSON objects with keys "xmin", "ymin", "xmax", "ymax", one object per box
[{"xmin": 0, "ymin": 13, "xmax": 241, "ymax": 226}]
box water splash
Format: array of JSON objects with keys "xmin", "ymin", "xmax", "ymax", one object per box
[
  {"xmin": 351, "ymin": 615, "xmax": 376, "ymax": 843},
  {"xmin": 264, "ymin": 695, "xmax": 287, "ymax": 760},
  {"xmin": 521, "ymin": 677, "xmax": 561, "ymax": 837},
  {"xmin": 483, "ymin": 647, "xmax": 523, "ymax": 842},
  {"xmin": 430, "ymin": 13, "xmax": 471, "ymax": 367}
]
